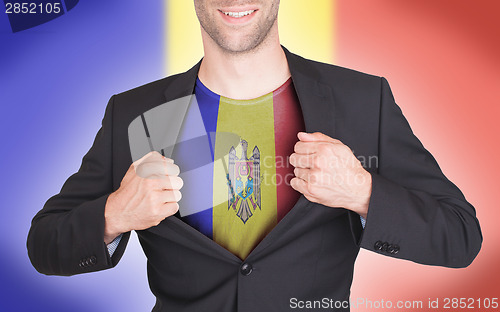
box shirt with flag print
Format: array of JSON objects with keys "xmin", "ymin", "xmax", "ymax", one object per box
[{"xmin": 172, "ymin": 77, "xmax": 305, "ymax": 260}]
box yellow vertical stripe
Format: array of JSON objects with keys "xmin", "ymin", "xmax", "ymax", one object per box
[
  {"xmin": 212, "ymin": 95, "xmax": 277, "ymax": 260},
  {"xmin": 166, "ymin": 0, "xmax": 336, "ymax": 75},
  {"xmin": 278, "ymin": 0, "xmax": 336, "ymax": 64},
  {"xmin": 166, "ymin": 0, "xmax": 203, "ymax": 75}
]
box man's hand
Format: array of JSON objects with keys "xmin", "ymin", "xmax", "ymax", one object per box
[
  {"xmin": 103, "ymin": 151, "xmax": 183, "ymax": 244},
  {"xmin": 289, "ymin": 132, "xmax": 371, "ymax": 218}
]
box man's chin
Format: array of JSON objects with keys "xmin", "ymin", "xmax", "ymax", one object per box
[{"xmin": 215, "ymin": 36, "xmax": 266, "ymax": 55}]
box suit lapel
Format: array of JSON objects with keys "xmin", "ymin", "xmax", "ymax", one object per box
[
  {"xmin": 283, "ymin": 47, "xmax": 336, "ymax": 137},
  {"xmin": 163, "ymin": 61, "xmax": 201, "ymax": 101},
  {"xmin": 128, "ymin": 62, "xmax": 202, "ymax": 162},
  {"xmin": 159, "ymin": 62, "xmax": 202, "ymax": 158}
]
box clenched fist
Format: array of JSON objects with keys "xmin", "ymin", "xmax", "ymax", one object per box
[
  {"xmin": 289, "ymin": 132, "xmax": 371, "ymax": 218},
  {"xmin": 104, "ymin": 151, "xmax": 183, "ymax": 244}
]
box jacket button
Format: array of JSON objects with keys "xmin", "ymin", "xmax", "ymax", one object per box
[
  {"xmin": 89, "ymin": 256, "xmax": 97, "ymax": 265},
  {"xmin": 393, "ymin": 245, "xmax": 400, "ymax": 254},
  {"xmin": 374, "ymin": 241, "xmax": 383, "ymax": 251},
  {"xmin": 387, "ymin": 244, "xmax": 395, "ymax": 254},
  {"xmin": 240, "ymin": 263, "xmax": 253, "ymax": 276},
  {"xmin": 381, "ymin": 242, "xmax": 389, "ymax": 252},
  {"xmin": 79, "ymin": 259, "xmax": 87, "ymax": 268}
]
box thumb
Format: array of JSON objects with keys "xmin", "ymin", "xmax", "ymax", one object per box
[
  {"xmin": 134, "ymin": 151, "xmax": 159, "ymax": 165},
  {"xmin": 297, "ymin": 132, "xmax": 340, "ymax": 143}
]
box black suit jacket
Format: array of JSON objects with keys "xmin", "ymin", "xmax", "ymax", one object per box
[{"xmin": 27, "ymin": 47, "xmax": 482, "ymax": 311}]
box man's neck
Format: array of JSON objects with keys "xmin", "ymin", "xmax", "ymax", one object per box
[{"xmin": 197, "ymin": 32, "xmax": 291, "ymax": 100}]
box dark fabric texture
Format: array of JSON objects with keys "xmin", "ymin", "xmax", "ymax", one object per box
[{"xmin": 27, "ymin": 47, "xmax": 482, "ymax": 312}]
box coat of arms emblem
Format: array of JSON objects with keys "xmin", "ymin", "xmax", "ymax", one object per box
[{"xmin": 227, "ymin": 139, "xmax": 261, "ymax": 223}]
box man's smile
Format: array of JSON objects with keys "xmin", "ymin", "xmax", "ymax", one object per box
[
  {"xmin": 221, "ymin": 9, "xmax": 256, "ymax": 18},
  {"xmin": 218, "ymin": 8, "xmax": 258, "ymax": 24}
]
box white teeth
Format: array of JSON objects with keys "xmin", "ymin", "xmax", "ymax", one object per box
[{"xmin": 223, "ymin": 10, "xmax": 255, "ymax": 18}]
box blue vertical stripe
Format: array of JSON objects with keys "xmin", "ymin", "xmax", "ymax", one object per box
[
  {"xmin": 196, "ymin": 77, "xmax": 221, "ymax": 161},
  {"xmin": 175, "ymin": 79, "xmax": 220, "ymax": 238}
]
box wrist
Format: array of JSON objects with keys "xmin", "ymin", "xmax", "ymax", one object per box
[
  {"xmin": 351, "ymin": 171, "xmax": 372, "ymax": 218},
  {"xmin": 104, "ymin": 193, "xmax": 125, "ymax": 244}
]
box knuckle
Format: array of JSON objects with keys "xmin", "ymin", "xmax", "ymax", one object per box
[
  {"xmin": 334, "ymin": 138, "xmax": 344, "ymax": 144},
  {"xmin": 138, "ymin": 162, "xmax": 151, "ymax": 171},
  {"xmin": 317, "ymin": 143, "xmax": 328, "ymax": 153},
  {"xmin": 136, "ymin": 163, "xmax": 152, "ymax": 177},
  {"xmin": 340, "ymin": 145, "xmax": 352, "ymax": 156},
  {"xmin": 146, "ymin": 151, "xmax": 163, "ymax": 163}
]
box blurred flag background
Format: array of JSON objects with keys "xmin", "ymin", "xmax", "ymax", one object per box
[{"xmin": 0, "ymin": 1, "xmax": 498, "ymax": 311}]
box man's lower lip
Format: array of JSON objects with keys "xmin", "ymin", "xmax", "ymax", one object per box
[{"xmin": 218, "ymin": 10, "xmax": 257, "ymax": 24}]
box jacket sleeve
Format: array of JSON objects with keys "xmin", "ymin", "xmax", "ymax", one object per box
[
  {"xmin": 356, "ymin": 77, "xmax": 482, "ymax": 268},
  {"xmin": 27, "ymin": 96, "xmax": 130, "ymax": 276}
]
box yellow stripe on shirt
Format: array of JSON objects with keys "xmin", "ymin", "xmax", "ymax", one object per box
[{"xmin": 212, "ymin": 94, "xmax": 277, "ymax": 260}]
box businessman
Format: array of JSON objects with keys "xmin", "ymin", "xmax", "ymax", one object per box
[{"xmin": 28, "ymin": 1, "xmax": 482, "ymax": 311}]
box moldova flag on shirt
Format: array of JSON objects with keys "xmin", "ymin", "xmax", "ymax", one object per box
[{"xmin": 172, "ymin": 77, "xmax": 304, "ymax": 260}]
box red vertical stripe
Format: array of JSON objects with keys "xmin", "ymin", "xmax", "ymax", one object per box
[
  {"xmin": 338, "ymin": 0, "xmax": 500, "ymax": 306},
  {"xmin": 273, "ymin": 79, "xmax": 305, "ymax": 222}
]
